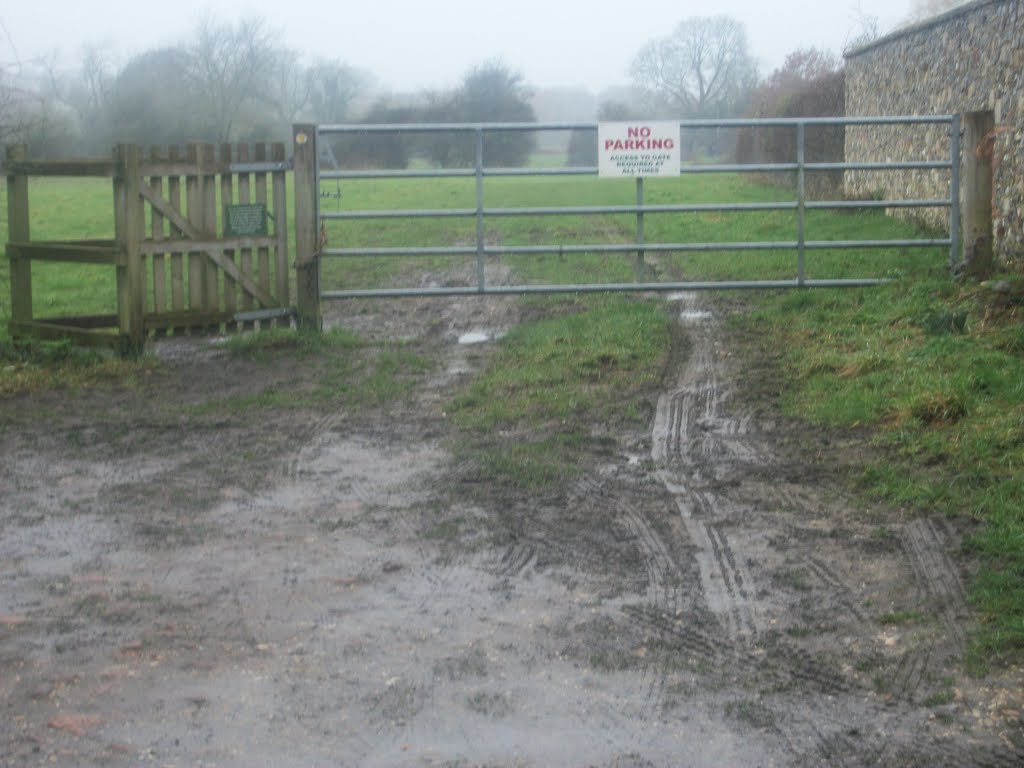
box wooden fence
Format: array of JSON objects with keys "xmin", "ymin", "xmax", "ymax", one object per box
[{"xmin": 4, "ymin": 142, "xmax": 293, "ymax": 353}]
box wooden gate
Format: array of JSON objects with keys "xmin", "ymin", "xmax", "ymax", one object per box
[{"xmin": 5, "ymin": 142, "xmax": 292, "ymax": 353}]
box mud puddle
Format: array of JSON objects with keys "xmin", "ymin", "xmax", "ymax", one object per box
[{"xmin": 1, "ymin": 293, "xmax": 1022, "ymax": 767}]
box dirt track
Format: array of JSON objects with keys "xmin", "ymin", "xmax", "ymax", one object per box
[{"xmin": 1, "ymin": 293, "xmax": 1023, "ymax": 767}]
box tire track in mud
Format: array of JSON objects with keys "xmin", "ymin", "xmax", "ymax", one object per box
[
  {"xmin": 804, "ymin": 555, "xmax": 872, "ymax": 626},
  {"xmin": 651, "ymin": 301, "xmax": 763, "ymax": 646},
  {"xmin": 872, "ymin": 516, "xmax": 971, "ymax": 705},
  {"xmin": 901, "ymin": 516, "xmax": 969, "ymax": 653}
]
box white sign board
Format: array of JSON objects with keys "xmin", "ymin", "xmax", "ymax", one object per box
[{"xmin": 598, "ymin": 121, "xmax": 680, "ymax": 178}]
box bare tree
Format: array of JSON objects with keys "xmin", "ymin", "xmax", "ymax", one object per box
[
  {"xmin": 629, "ymin": 16, "xmax": 757, "ymax": 118},
  {"xmin": 264, "ymin": 49, "xmax": 312, "ymax": 127},
  {"xmin": 0, "ymin": 28, "xmax": 41, "ymax": 146},
  {"xmin": 184, "ymin": 14, "xmax": 280, "ymax": 142},
  {"xmin": 305, "ymin": 59, "xmax": 370, "ymax": 124},
  {"xmin": 845, "ymin": 3, "xmax": 881, "ymax": 51}
]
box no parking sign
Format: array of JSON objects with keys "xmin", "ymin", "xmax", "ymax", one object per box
[{"xmin": 598, "ymin": 122, "xmax": 680, "ymax": 177}]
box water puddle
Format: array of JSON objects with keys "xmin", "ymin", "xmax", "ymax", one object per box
[
  {"xmin": 679, "ymin": 309, "xmax": 713, "ymax": 324},
  {"xmin": 457, "ymin": 330, "xmax": 495, "ymax": 345}
]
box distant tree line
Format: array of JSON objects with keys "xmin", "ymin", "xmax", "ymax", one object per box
[
  {"xmin": 734, "ymin": 48, "xmax": 846, "ymax": 195},
  {"xmin": 1, "ymin": 10, "xmax": 892, "ymax": 172},
  {"xmin": 331, "ymin": 61, "xmax": 537, "ymax": 169},
  {"xmin": 3, "ymin": 15, "xmax": 371, "ymax": 157}
]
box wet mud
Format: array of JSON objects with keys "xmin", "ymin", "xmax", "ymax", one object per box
[{"xmin": 1, "ymin": 293, "xmax": 1022, "ymax": 766}]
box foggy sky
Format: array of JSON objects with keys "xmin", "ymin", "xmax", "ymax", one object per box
[{"xmin": 3, "ymin": 0, "xmax": 913, "ymax": 92}]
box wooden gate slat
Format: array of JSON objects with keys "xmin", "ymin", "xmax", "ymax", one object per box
[
  {"xmin": 272, "ymin": 142, "xmax": 290, "ymax": 318},
  {"xmin": 254, "ymin": 144, "xmax": 272, "ymax": 309},
  {"xmin": 237, "ymin": 144, "xmax": 254, "ymax": 329},
  {"xmin": 167, "ymin": 146, "xmax": 185, "ymax": 327},
  {"xmin": 220, "ymin": 143, "xmax": 237, "ymax": 331},
  {"xmin": 186, "ymin": 144, "xmax": 205, "ymax": 331},
  {"xmin": 148, "ymin": 147, "xmax": 166, "ymax": 333},
  {"xmin": 202, "ymin": 144, "xmax": 219, "ymax": 331}
]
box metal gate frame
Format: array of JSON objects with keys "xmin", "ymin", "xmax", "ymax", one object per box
[{"xmin": 307, "ymin": 116, "xmax": 961, "ymax": 300}]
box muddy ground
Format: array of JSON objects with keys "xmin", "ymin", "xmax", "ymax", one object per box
[{"xmin": 1, "ymin": 291, "xmax": 1023, "ymax": 767}]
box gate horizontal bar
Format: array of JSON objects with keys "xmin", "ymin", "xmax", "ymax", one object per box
[
  {"xmin": 323, "ymin": 201, "xmax": 800, "ymax": 221},
  {"xmin": 318, "ymin": 116, "xmax": 954, "ymax": 135},
  {"xmin": 322, "ymin": 159, "xmax": 949, "ymax": 181},
  {"xmin": 229, "ymin": 161, "xmax": 292, "ymax": 173},
  {"xmin": 804, "ymin": 239, "xmax": 951, "ymax": 249},
  {"xmin": 806, "ymin": 199, "xmax": 951, "ymax": 210},
  {"xmin": 234, "ymin": 307, "xmax": 297, "ymax": 323},
  {"xmin": 321, "ymin": 208, "xmax": 478, "ymax": 220},
  {"xmin": 322, "ymin": 246, "xmax": 479, "ymax": 257},
  {"xmin": 484, "ymin": 202, "xmax": 798, "ymax": 217},
  {"xmin": 322, "ymin": 237, "xmax": 948, "ymax": 258},
  {"xmin": 806, "ymin": 160, "xmax": 951, "ymax": 171},
  {"xmin": 322, "ymin": 278, "xmax": 889, "ymax": 300},
  {"xmin": 321, "ymin": 168, "xmax": 477, "ymax": 180}
]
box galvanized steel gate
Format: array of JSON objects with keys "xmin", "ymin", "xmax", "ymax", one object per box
[{"xmin": 296, "ymin": 116, "xmax": 960, "ymax": 304}]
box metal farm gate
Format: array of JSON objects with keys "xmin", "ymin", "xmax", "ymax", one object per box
[{"xmin": 290, "ymin": 116, "xmax": 960, "ymax": 312}]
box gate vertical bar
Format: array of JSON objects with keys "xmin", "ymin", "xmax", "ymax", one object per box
[
  {"xmin": 475, "ymin": 128, "xmax": 486, "ymax": 293},
  {"xmin": 5, "ymin": 145, "xmax": 31, "ymax": 329},
  {"xmin": 635, "ymin": 177, "xmax": 645, "ymax": 277},
  {"xmin": 293, "ymin": 124, "xmax": 322, "ymax": 330},
  {"xmin": 949, "ymin": 113, "xmax": 962, "ymax": 272},
  {"xmin": 796, "ymin": 122, "xmax": 807, "ymax": 286}
]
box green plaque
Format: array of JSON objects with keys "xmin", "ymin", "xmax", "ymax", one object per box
[{"xmin": 224, "ymin": 204, "xmax": 268, "ymax": 237}]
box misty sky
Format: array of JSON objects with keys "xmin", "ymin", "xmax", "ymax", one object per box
[{"xmin": 3, "ymin": 0, "xmax": 913, "ymax": 92}]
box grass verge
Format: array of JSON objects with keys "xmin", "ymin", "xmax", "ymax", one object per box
[
  {"xmin": 734, "ymin": 272, "xmax": 1024, "ymax": 667},
  {"xmin": 448, "ymin": 295, "xmax": 673, "ymax": 490},
  {"xmin": 0, "ymin": 338, "xmax": 160, "ymax": 398},
  {"xmin": 195, "ymin": 327, "xmax": 433, "ymax": 414}
]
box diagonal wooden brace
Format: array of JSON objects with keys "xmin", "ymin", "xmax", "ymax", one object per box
[{"xmin": 139, "ymin": 185, "xmax": 277, "ymax": 308}]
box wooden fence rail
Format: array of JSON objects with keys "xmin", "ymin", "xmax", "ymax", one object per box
[{"xmin": 4, "ymin": 141, "xmax": 293, "ymax": 353}]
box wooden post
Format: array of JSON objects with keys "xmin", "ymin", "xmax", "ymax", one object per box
[
  {"xmin": 113, "ymin": 144, "xmax": 145, "ymax": 353},
  {"xmin": 272, "ymin": 142, "xmax": 290, "ymax": 320},
  {"xmin": 961, "ymin": 111, "xmax": 995, "ymax": 278},
  {"xmin": 5, "ymin": 145, "xmax": 32, "ymax": 330},
  {"xmin": 293, "ymin": 124, "xmax": 322, "ymax": 331}
]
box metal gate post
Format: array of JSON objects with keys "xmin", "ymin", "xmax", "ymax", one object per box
[
  {"xmin": 635, "ymin": 177, "xmax": 646, "ymax": 278},
  {"xmin": 796, "ymin": 122, "xmax": 807, "ymax": 287},
  {"xmin": 949, "ymin": 113, "xmax": 962, "ymax": 273},
  {"xmin": 293, "ymin": 124, "xmax": 322, "ymax": 331},
  {"xmin": 475, "ymin": 128, "xmax": 486, "ymax": 293}
]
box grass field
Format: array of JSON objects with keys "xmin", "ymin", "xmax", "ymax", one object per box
[{"xmin": 2, "ymin": 170, "xmax": 1022, "ymax": 665}]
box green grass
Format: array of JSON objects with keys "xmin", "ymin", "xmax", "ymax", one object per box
[{"xmin": 449, "ymin": 295, "xmax": 672, "ymax": 490}]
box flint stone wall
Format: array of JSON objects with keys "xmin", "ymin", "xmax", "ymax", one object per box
[{"xmin": 845, "ymin": 0, "xmax": 1024, "ymax": 262}]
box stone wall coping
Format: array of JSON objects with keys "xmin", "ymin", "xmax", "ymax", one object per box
[{"xmin": 844, "ymin": 0, "xmax": 1013, "ymax": 59}]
